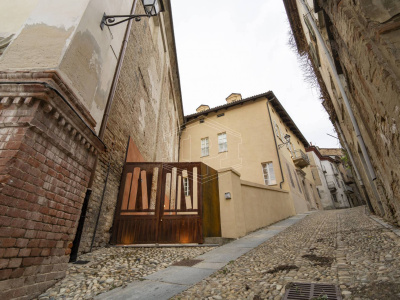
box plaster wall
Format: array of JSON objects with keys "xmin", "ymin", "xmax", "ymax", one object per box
[
  {"xmin": 0, "ymin": 0, "xmax": 132, "ymax": 132},
  {"xmin": 180, "ymin": 97, "xmax": 314, "ymax": 214},
  {"xmin": 217, "ymin": 169, "xmax": 294, "ymax": 239}
]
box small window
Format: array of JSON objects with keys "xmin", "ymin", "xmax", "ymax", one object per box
[
  {"xmin": 218, "ymin": 133, "xmax": 227, "ymax": 152},
  {"xmin": 183, "ymin": 177, "xmax": 190, "ymax": 196},
  {"xmin": 201, "ymin": 137, "xmax": 209, "ymax": 157},
  {"xmin": 262, "ymin": 162, "xmax": 276, "ymax": 186},
  {"xmin": 199, "ymin": 119, "xmax": 205, "ymax": 123},
  {"xmin": 217, "ymin": 113, "xmax": 225, "ymax": 118}
]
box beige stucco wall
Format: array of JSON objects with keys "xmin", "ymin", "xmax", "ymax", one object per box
[
  {"xmin": 241, "ymin": 180, "xmax": 294, "ymax": 233},
  {"xmin": 0, "ymin": 0, "xmax": 132, "ymax": 132},
  {"xmin": 217, "ymin": 168, "xmax": 294, "ymax": 238}
]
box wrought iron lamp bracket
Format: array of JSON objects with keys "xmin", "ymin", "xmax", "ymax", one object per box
[{"xmin": 100, "ymin": 13, "xmax": 150, "ymax": 30}]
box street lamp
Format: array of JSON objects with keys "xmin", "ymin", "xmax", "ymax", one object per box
[
  {"xmin": 100, "ymin": 0, "xmax": 164, "ymax": 30},
  {"xmin": 278, "ymin": 134, "xmax": 291, "ymax": 149}
]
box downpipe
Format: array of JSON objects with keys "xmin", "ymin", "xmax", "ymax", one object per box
[{"xmin": 266, "ymin": 98, "xmax": 285, "ymax": 189}]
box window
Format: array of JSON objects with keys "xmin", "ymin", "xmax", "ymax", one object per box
[
  {"xmin": 201, "ymin": 137, "xmax": 209, "ymax": 157},
  {"xmin": 218, "ymin": 133, "xmax": 227, "ymax": 152},
  {"xmin": 183, "ymin": 177, "xmax": 190, "ymax": 196},
  {"xmin": 217, "ymin": 113, "xmax": 225, "ymax": 117},
  {"xmin": 262, "ymin": 162, "xmax": 276, "ymax": 185}
]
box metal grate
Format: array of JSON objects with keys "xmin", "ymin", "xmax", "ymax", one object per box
[
  {"xmin": 172, "ymin": 259, "xmax": 203, "ymax": 267},
  {"xmin": 283, "ymin": 282, "xmax": 342, "ymax": 300}
]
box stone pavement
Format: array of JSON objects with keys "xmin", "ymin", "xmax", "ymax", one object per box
[
  {"xmin": 39, "ymin": 207, "xmax": 400, "ymax": 299},
  {"xmin": 37, "ymin": 246, "xmax": 215, "ymax": 299},
  {"xmin": 96, "ymin": 213, "xmax": 310, "ymax": 300},
  {"xmin": 173, "ymin": 207, "xmax": 400, "ymax": 300}
]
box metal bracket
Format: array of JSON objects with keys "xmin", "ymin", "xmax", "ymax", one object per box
[{"xmin": 100, "ymin": 12, "xmax": 150, "ymax": 30}]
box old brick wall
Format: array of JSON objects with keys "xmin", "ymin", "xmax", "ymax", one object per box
[
  {"xmin": 319, "ymin": 1, "xmax": 400, "ymax": 223},
  {"xmin": 0, "ymin": 86, "xmax": 98, "ymax": 299},
  {"xmin": 78, "ymin": 1, "xmax": 182, "ymax": 253}
]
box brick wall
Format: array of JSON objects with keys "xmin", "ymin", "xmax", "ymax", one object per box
[{"xmin": 0, "ymin": 90, "xmax": 98, "ymax": 299}]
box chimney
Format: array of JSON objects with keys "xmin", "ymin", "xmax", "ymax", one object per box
[
  {"xmin": 196, "ymin": 104, "xmax": 210, "ymax": 113},
  {"xmin": 226, "ymin": 93, "xmax": 242, "ymax": 104}
]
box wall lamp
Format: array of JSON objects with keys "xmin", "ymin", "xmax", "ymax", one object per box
[
  {"xmin": 100, "ymin": 0, "xmax": 164, "ymax": 30},
  {"xmin": 278, "ymin": 134, "xmax": 291, "ymax": 149}
]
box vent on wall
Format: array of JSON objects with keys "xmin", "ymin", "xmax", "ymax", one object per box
[
  {"xmin": 217, "ymin": 113, "xmax": 224, "ymax": 118},
  {"xmin": 200, "ymin": 119, "xmax": 205, "ymax": 123}
]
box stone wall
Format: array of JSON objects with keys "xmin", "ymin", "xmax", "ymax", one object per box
[
  {"xmin": 0, "ymin": 78, "xmax": 100, "ymax": 299},
  {"xmin": 78, "ymin": 1, "xmax": 183, "ymax": 253},
  {"xmin": 318, "ymin": 1, "xmax": 400, "ymax": 224}
]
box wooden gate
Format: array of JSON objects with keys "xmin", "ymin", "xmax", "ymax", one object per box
[{"xmin": 111, "ymin": 162, "xmax": 204, "ymax": 244}]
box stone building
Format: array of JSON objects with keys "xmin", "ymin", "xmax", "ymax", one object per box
[
  {"xmin": 283, "ymin": 0, "xmax": 400, "ymax": 224},
  {"xmin": 0, "ymin": 0, "xmax": 183, "ymax": 298},
  {"xmin": 180, "ymin": 92, "xmax": 322, "ymax": 216}
]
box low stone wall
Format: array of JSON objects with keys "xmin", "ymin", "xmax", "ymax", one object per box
[{"xmin": 217, "ymin": 168, "xmax": 295, "ymax": 239}]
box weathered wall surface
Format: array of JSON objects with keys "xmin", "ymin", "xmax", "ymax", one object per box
[
  {"xmin": 318, "ymin": 1, "xmax": 400, "ymax": 223},
  {"xmin": 285, "ymin": 0, "xmax": 400, "ymax": 223},
  {"xmin": 78, "ymin": 1, "xmax": 183, "ymax": 253},
  {"xmin": 0, "ymin": 0, "xmax": 131, "ymax": 132}
]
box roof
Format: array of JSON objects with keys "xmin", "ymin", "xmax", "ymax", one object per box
[{"xmin": 184, "ymin": 91, "xmax": 310, "ymax": 148}]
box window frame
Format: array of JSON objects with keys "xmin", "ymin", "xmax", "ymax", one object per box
[
  {"xmin": 218, "ymin": 132, "xmax": 228, "ymax": 153},
  {"xmin": 201, "ymin": 137, "xmax": 209, "ymax": 157},
  {"xmin": 262, "ymin": 162, "xmax": 277, "ymax": 186}
]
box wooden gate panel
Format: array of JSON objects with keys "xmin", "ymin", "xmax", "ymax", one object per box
[
  {"xmin": 111, "ymin": 163, "xmax": 162, "ymax": 244},
  {"xmin": 112, "ymin": 162, "xmax": 207, "ymax": 244}
]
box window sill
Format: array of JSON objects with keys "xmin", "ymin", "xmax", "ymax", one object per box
[
  {"xmin": 201, "ymin": 155, "xmax": 209, "ymax": 158},
  {"xmin": 218, "ymin": 150, "xmax": 228, "ymax": 153}
]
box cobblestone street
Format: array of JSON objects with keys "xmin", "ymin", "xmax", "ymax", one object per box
[
  {"xmin": 173, "ymin": 207, "xmax": 400, "ymax": 300},
  {"xmin": 37, "ymin": 207, "xmax": 400, "ymax": 300},
  {"xmin": 37, "ymin": 246, "xmax": 215, "ymax": 299}
]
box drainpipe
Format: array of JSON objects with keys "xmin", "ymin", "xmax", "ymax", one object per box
[
  {"xmin": 89, "ymin": 0, "xmax": 139, "ymax": 251},
  {"xmin": 299, "ymin": 0, "xmax": 376, "ymax": 181},
  {"xmin": 335, "ymin": 122, "xmax": 375, "ymax": 212},
  {"xmin": 266, "ymin": 98, "xmax": 285, "ymax": 189}
]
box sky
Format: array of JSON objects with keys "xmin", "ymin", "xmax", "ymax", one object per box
[{"xmin": 170, "ymin": 0, "xmax": 340, "ymax": 148}]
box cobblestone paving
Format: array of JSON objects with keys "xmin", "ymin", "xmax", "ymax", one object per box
[
  {"xmin": 173, "ymin": 207, "xmax": 400, "ymax": 300},
  {"xmin": 37, "ymin": 246, "xmax": 215, "ymax": 299}
]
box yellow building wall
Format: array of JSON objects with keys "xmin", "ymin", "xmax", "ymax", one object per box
[{"xmin": 180, "ymin": 97, "xmax": 316, "ymax": 214}]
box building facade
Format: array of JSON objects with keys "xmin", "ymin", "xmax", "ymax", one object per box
[
  {"xmin": 283, "ymin": 0, "xmax": 400, "ymax": 224},
  {"xmin": 180, "ymin": 92, "xmax": 321, "ymax": 215},
  {"xmin": 307, "ymin": 146, "xmax": 354, "ymax": 209},
  {"xmin": 0, "ymin": 0, "xmax": 183, "ymax": 298}
]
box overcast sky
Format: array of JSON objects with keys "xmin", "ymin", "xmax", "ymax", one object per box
[{"xmin": 171, "ymin": 0, "xmax": 339, "ymax": 148}]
